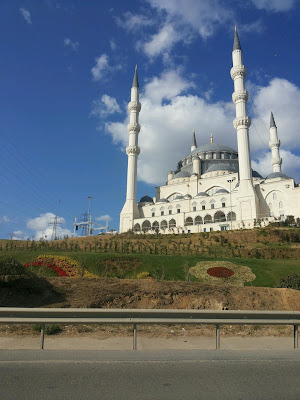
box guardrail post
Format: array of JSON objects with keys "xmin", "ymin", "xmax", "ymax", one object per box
[
  {"xmin": 216, "ymin": 324, "xmax": 220, "ymax": 350},
  {"xmin": 133, "ymin": 324, "xmax": 137, "ymax": 350},
  {"xmin": 294, "ymin": 325, "xmax": 298, "ymax": 349},
  {"xmin": 40, "ymin": 324, "xmax": 45, "ymax": 350}
]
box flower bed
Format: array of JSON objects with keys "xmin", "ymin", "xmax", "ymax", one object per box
[
  {"xmin": 189, "ymin": 261, "xmax": 256, "ymax": 286},
  {"xmin": 24, "ymin": 255, "xmax": 80, "ymax": 277}
]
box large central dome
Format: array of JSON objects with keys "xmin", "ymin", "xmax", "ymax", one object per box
[{"xmin": 190, "ymin": 143, "xmax": 237, "ymax": 156}]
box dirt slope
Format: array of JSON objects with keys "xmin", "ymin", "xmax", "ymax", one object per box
[{"xmin": 1, "ymin": 277, "xmax": 299, "ymax": 311}]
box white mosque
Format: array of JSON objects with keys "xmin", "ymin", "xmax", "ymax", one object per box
[{"xmin": 119, "ymin": 27, "xmax": 300, "ymax": 234}]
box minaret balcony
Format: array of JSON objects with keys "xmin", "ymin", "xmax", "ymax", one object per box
[
  {"xmin": 128, "ymin": 101, "xmax": 141, "ymax": 112},
  {"xmin": 230, "ymin": 65, "xmax": 247, "ymax": 80},
  {"xmin": 232, "ymin": 90, "xmax": 248, "ymax": 104},
  {"xmin": 233, "ymin": 116, "xmax": 251, "ymax": 129},
  {"xmin": 127, "ymin": 123, "xmax": 141, "ymax": 133}
]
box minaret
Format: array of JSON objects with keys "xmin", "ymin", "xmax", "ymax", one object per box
[
  {"xmin": 269, "ymin": 111, "xmax": 282, "ymax": 173},
  {"xmin": 191, "ymin": 129, "xmax": 197, "ymax": 152},
  {"xmin": 231, "ymin": 26, "xmax": 258, "ymax": 220},
  {"xmin": 119, "ymin": 66, "xmax": 141, "ymax": 233},
  {"xmin": 210, "ymin": 132, "xmax": 213, "ymax": 144}
]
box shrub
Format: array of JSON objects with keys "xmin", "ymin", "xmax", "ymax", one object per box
[
  {"xmin": 277, "ymin": 275, "xmax": 300, "ymax": 291},
  {"xmin": 0, "ymin": 256, "xmax": 27, "ymax": 282},
  {"xmin": 33, "ymin": 324, "xmax": 62, "ymax": 335}
]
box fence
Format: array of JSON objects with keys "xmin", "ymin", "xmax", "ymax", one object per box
[{"xmin": 0, "ymin": 308, "xmax": 299, "ymax": 350}]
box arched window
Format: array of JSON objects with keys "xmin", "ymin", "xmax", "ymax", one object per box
[
  {"xmin": 195, "ymin": 216, "xmax": 203, "ymax": 225},
  {"xmin": 160, "ymin": 220, "xmax": 168, "ymax": 230},
  {"xmin": 279, "ymin": 201, "xmax": 283, "ymax": 209},
  {"xmin": 169, "ymin": 219, "xmax": 176, "ymax": 228},
  {"xmin": 227, "ymin": 211, "xmax": 236, "ymax": 221},
  {"xmin": 214, "ymin": 211, "xmax": 226, "ymax": 222},
  {"xmin": 204, "ymin": 214, "xmax": 212, "ymax": 224},
  {"xmin": 134, "ymin": 223, "xmax": 141, "ymax": 232},
  {"xmin": 185, "ymin": 217, "xmax": 193, "ymax": 226},
  {"xmin": 142, "ymin": 220, "xmax": 151, "ymax": 232},
  {"xmin": 152, "ymin": 221, "xmax": 159, "ymax": 230}
]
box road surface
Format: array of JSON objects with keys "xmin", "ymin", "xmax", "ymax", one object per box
[{"xmin": 0, "ymin": 349, "xmax": 299, "ymax": 399}]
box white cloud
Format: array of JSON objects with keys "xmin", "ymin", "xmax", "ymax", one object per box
[
  {"xmin": 141, "ymin": 24, "xmax": 182, "ymax": 58},
  {"xmin": 148, "ymin": 0, "xmax": 232, "ymax": 39},
  {"xmin": 115, "ymin": 11, "xmax": 154, "ymax": 31},
  {"xmin": 27, "ymin": 212, "xmax": 73, "ymax": 240},
  {"xmin": 91, "ymin": 54, "xmax": 121, "ymax": 81},
  {"xmin": 91, "ymin": 95, "xmax": 121, "ymax": 118},
  {"xmin": 11, "ymin": 230, "xmax": 28, "ymax": 240},
  {"xmin": 64, "ymin": 38, "xmax": 79, "ymax": 51},
  {"xmin": 250, "ymin": 0, "xmax": 298, "ymax": 12},
  {"xmin": 104, "ymin": 70, "xmax": 300, "ymax": 185},
  {"xmin": 2, "ymin": 216, "xmax": 10, "ymax": 223},
  {"xmin": 252, "ymin": 150, "xmax": 300, "ymax": 181},
  {"xmin": 110, "ymin": 39, "xmax": 116, "ymax": 51},
  {"xmin": 96, "ymin": 215, "xmax": 112, "ymax": 222},
  {"xmin": 19, "ymin": 8, "xmax": 32, "ymax": 24}
]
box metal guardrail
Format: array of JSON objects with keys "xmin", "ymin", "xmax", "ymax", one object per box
[{"xmin": 0, "ymin": 308, "xmax": 299, "ymax": 350}]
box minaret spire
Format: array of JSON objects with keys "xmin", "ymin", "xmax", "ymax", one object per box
[
  {"xmin": 233, "ymin": 25, "xmax": 241, "ymax": 51},
  {"xmin": 120, "ymin": 66, "xmax": 142, "ymax": 233},
  {"xmin": 191, "ymin": 129, "xmax": 197, "ymax": 151},
  {"xmin": 269, "ymin": 111, "xmax": 282, "ymax": 173},
  {"xmin": 210, "ymin": 132, "xmax": 213, "ymax": 144},
  {"xmin": 132, "ymin": 64, "xmax": 139, "ymax": 88}
]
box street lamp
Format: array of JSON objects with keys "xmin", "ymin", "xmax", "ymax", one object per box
[{"xmin": 227, "ymin": 177, "xmax": 236, "ymax": 230}]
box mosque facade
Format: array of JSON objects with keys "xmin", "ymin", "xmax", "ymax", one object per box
[{"xmin": 119, "ymin": 28, "xmax": 300, "ymax": 234}]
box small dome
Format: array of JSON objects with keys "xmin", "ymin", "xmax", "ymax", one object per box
[
  {"xmin": 156, "ymin": 198, "xmax": 169, "ymax": 203},
  {"xmin": 215, "ymin": 188, "xmax": 229, "ymax": 194},
  {"xmin": 266, "ymin": 172, "xmax": 290, "ymax": 180},
  {"xmin": 184, "ymin": 194, "xmax": 192, "ymax": 199},
  {"xmin": 174, "ymin": 170, "xmax": 191, "ymax": 178},
  {"xmin": 205, "ymin": 164, "xmax": 236, "ymax": 173},
  {"xmin": 139, "ymin": 195, "xmax": 153, "ymax": 203},
  {"xmin": 195, "ymin": 192, "xmax": 209, "ymax": 197}
]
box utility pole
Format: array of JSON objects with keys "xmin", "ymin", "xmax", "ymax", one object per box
[
  {"xmin": 49, "ymin": 215, "xmax": 62, "ymax": 241},
  {"xmin": 88, "ymin": 196, "xmax": 93, "ymax": 235},
  {"xmin": 227, "ymin": 177, "xmax": 236, "ymax": 230}
]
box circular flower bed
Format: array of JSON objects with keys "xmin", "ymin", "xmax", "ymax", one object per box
[
  {"xmin": 189, "ymin": 261, "xmax": 256, "ymax": 286},
  {"xmin": 207, "ymin": 267, "xmax": 235, "ymax": 278}
]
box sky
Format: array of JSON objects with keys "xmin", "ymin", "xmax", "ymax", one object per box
[{"xmin": 1, "ymin": 0, "xmax": 300, "ymax": 240}]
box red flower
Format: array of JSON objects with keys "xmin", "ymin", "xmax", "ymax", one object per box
[{"xmin": 207, "ymin": 267, "xmax": 235, "ymax": 278}]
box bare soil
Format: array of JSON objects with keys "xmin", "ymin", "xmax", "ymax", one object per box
[{"xmin": 1, "ymin": 278, "xmax": 299, "ymax": 338}]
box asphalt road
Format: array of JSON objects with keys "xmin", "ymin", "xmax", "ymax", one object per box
[{"xmin": 0, "ymin": 350, "xmax": 299, "ymax": 400}]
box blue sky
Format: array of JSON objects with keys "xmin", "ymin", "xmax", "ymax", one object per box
[{"xmin": 1, "ymin": 0, "xmax": 300, "ymax": 239}]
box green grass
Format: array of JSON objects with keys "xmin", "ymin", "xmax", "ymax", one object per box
[{"xmin": 2, "ymin": 250, "xmax": 300, "ymax": 288}]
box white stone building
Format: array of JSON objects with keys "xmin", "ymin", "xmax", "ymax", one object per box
[{"xmin": 119, "ymin": 28, "xmax": 300, "ymax": 234}]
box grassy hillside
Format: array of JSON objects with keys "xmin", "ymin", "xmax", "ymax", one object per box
[{"xmin": 1, "ymin": 227, "xmax": 299, "ymax": 288}]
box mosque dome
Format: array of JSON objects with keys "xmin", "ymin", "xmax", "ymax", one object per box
[
  {"xmin": 195, "ymin": 192, "xmax": 209, "ymax": 197},
  {"xmin": 190, "ymin": 143, "xmax": 237, "ymax": 156},
  {"xmin": 156, "ymin": 198, "xmax": 169, "ymax": 203},
  {"xmin": 205, "ymin": 163, "xmax": 236, "ymax": 173},
  {"xmin": 174, "ymin": 170, "xmax": 191, "ymax": 178},
  {"xmin": 139, "ymin": 195, "xmax": 153, "ymax": 203},
  {"xmin": 266, "ymin": 172, "xmax": 290, "ymax": 180},
  {"xmin": 215, "ymin": 188, "xmax": 229, "ymax": 194}
]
